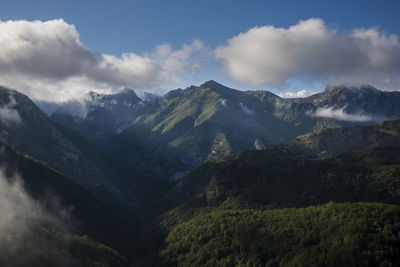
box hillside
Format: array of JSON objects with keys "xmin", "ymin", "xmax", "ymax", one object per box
[
  {"xmin": 0, "ymin": 140, "xmax": 139, "ymax": 258},
  {"xmin": 160, "ymin": 203, "xmax": 400, "ymax": 266},
  {"xmin": 153, "ymin": 119, "xmax": 400, "ymax": 266},
  {"xmin": 0, "ymin": 226, "xmax": 126, "ymax": 267},
  {"xmin": 161, "ymin": 119, "xmax": 400, "ymax": 213}
]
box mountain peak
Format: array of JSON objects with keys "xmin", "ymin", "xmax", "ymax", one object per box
[
  {"xmin": 164, "ymin": 88, "xmax": 184, "ymax": 100},
  {"xmin": 119, "ymin": 87, "xmax": 137, "ymax": 95},
  {"xmin": 199, "ymin": 80, "xmax": 241, "ymax": 97},
  {"xmin": 200, "ymin": 80, "xmax": 224, "ymax": 88},
  {"xmin": 88, "ymin": 88, "xmax": 141, "ymax": 103}
]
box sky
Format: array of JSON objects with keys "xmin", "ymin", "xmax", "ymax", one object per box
[{"xmin": 1, "ymin": 0, "xmax": 400, "ymax": 102}]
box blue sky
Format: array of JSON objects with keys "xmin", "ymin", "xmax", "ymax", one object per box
[{"xmin": 1, "ymin": 0, "xmax": 400, "ymax": 100}]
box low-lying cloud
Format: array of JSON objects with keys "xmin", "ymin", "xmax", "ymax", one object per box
[
  {"xmin": 308, "ymin": 106, "xmax": 374, "ymax": 122},
  {"xmin": 0, "ymin": 93, "xmax": 22, "ymax": 124},
  {"xmin": 0, "ymin": 169, "xmax": 72, "ymax": 264},
  {"xmin": 0, "ymin": 19, "xmax": 204, "ymax": 103},
  {"xmin": 0, "ymin": 171, "xmax": 45, "ymax": 239},
  {"xmin": 215, "ymin": 18, "xmax": 400, "ymax": 90},
  {"xmin": 238, "ymin": 102, "xmax": 255, "ymax": 115}
]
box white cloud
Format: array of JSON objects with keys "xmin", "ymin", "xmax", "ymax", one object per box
[
  {"xmin": 220, "ymin": 98, "xmax": 227, "ymax": 107},
  {"xmin": 279, "ymin": 89, "xmax": 316, "ymax": 98},
  {"xmin": 0, "ymin": 93, "xmax": 21, "ymax": 124},
  {"xmin": 308, "ymin": 106, "xmax": 373, "ymax": 122},
  {"xmin": 0, "ymin": 169, "xmax": 70, "ymax": 264},
  {"xmin": 0, "ymin": 107, "xmax": 21, "ymax": 124},
  {"xmin": 0, "ymin": 171, "xmax": 44, "ymax": 238},
  {"xmin": 215, "ymin": 18, "xmax": 400, "ymax": 90},
  {"xmin": 238, "ymin": 102, "xmax": 255, "ymax": 115},
  {"xmin": 0, "ymin": 19, "xmax": 204, "ymax": 103}
]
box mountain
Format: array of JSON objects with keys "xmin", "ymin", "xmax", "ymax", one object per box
[
  {"xmin": 276, "ymin": 85, "xmax": 400, "ymax": 125},
  {"xmin": 3, "ymin": 81, "xmax": 400, "ymax": 266},
  {"xmin": 51, "ymin": 88, "xmax": 159, "ymax": 138},
  {"xmin": 124, "ymin": 80, "xmax": 300, "ymax": 178},
  {"xmin": 51, "ymin": 81, "xmax": 400, "ymax": 181},
  {"xmin": 0, "ymin": 86, "xmax": 121, "ymax": 190},
  {"xmin": 152, "ymin": 119, "xmax": 400, "ymax": 266},
  {"xmin": 53, "ymin": 81, "xmax": 308, "ymax": 180},
  {"xmin": 0, "ymin": 86, "xmax": 173, "ymax": 207}
]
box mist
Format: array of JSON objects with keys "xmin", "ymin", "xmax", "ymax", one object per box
[
  {"xmin": 306, "ymin": 106, "xmax": 381, "ymax": 122},
  {"xmin": 0, "ymin": 169, "xmax": 74, "ymax": 266},
  {"xmin": 0, "ymin": 93, "xmax": 21, "ymax": 125}
]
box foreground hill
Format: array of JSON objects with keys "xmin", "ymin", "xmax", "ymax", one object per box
[
  {"xmin": 0, "ymin": 141, "xmax": 130, "ymax": 265},
  {"xmin": 0, "ymin": 226, "xmax": 126, "ymax": 267},
  {"xmin": 153, "ymin": 119, "xmax": 400, "ymax": 266},
  {"xmin": 161, "ymin": 119, "xmax": 400, "ymax": 213}
]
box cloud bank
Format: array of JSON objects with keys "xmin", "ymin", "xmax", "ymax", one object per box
[
  {"xmin": 215, "ymin": 18, "xmax": 400, "ymax": 90},
  {"xmin": 308, "ymin": 106, "xmax": 374, "ymax": 122},
  {"xmin": 0, "ymin": 19, "xmax": 204, "ymax": 103},
  {"xmin": 2, "ymin": 17, "xmax": 400, "ymax": 106}
]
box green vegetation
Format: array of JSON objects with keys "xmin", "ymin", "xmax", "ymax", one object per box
[
  {"xmin": 0, "ymin": 226, "xmax": 126, "ymax": 266},
  {"xmin": 160, "ymin": 203, "xmax": 400, "ymax": 267},
  {"xmin": 154, "ymin": 120, "xmax": 400, "ymax": 266},
  {"xmin": 0, "ymin": 141, "xmax": 138, "ymax": 261}
]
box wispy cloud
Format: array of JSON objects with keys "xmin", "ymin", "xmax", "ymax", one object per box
[
  {"xmin": 0, "ymin": 169, "xmax": 72, "ymax": 264},
  {"xmin": 0, "ymin": 19, "xmax": 205, "ymax": 103},
  {"xmin": 307, "ymin": 106, "xmax": 374, "ymax": 122},
  {"xmin": 0, "ymin": 93, "xmax": 21, "ymax": 124},
  {"xmin": 215, "ymin": 18, "xmax": 400, "ymax": 90},
  {"xmin": 238, "ymin": 102, "xmax": 255, "ymax": 115}
]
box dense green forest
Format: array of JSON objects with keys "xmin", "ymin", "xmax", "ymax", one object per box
[
  {"xmin": 149, "ymin": 120, "xmax": 400, "ymax": 266},
  {"xmin": 0, "ymin": 226, "xmax": 125, "ymax": 266},
  {"xmin": 160, "ymin": 203, "xmax": 400, "ymax": 266}
]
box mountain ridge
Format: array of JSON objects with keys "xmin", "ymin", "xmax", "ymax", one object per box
[{"xmin": 47, "ymin": 81, "xmax": 400, "ymax": 180}]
